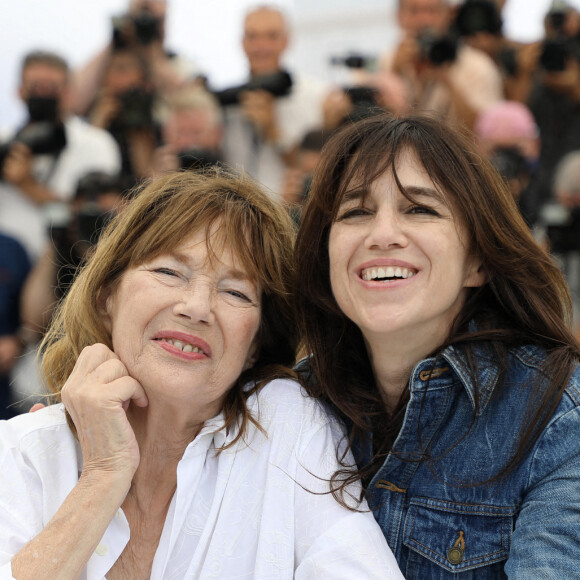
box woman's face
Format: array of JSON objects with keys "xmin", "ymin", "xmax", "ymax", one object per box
[
  {"xmin": 328, "ymin": 148, "xmax": 485, "ymax": 352},
  {"xmin": 102, "ymin": 226, "xmax": 262, "ymax": 420}
]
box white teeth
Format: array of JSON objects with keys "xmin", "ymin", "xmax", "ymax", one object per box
[
  {"xmin": 160, "ymin": 338, "xmax": 204, "ymax": 354},
  {"xmin": 361, "ymin": 266, "xmax": 415, "ymax": 281}
]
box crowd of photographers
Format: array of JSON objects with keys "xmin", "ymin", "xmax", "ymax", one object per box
[{"xmin": 3, "ymin": 0, "xmax": 580, "ymax": 417}]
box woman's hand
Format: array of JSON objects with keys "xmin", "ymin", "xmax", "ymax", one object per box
[{"xmin": 61, "ymin": 343, "xmax": 149, "ymax": 485}]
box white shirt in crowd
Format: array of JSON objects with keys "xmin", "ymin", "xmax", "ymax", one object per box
[
  {"xmin": 0, "ymin": 116, "xmax": 121, "ymax": 262},
  {"xmin": 0, "ymin": 378, "xmax": 404, "ymax": 580},
  {"xmin": 221, "ymin": 74, "xmax": 328, "ymax": 198}
]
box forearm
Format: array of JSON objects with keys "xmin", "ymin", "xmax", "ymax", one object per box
[
  {"xmin": 70, "ymin": 47, "xmax": 112, "ymax": 117},
  {"xmin": 20, "ymin": 246, "xmax": 59, "ymax": 340},
  {"xmin": 17, "ymin": 178, "xmax": 60, "ymax": 205},
  {"xmin": 447, "ymin": 82, "xmax": 479, "ymax": 129},
  {"xmin": 11, "ymin": 472, "xmax": 128, "ymax": 580}
]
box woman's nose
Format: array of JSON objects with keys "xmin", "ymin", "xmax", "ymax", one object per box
[
  {"xmin": 173, "ymin": 283, "xmax": 215, "ymax": 325},
  {"xmin": 364, "ymin": 209, "xmax": 408, "ymax": 250}
]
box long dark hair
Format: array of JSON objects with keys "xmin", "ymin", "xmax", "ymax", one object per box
[{"xmin": 295, "ymin": 113, "xmax": 580, "ymax": 500}]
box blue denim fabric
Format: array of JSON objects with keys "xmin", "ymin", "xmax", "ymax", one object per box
[{"xmin": 363, "ymin": 344, "xmax": 580, "ymax": 579}]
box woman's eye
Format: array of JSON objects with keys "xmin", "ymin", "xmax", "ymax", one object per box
[
  {"xmin": 337, "ymin": 207, "xmax": 372, "ymax": 220},
  {"xmin": 154, "ymin": 268, "xmax": 179, "ymax": 277},
  {"xmin": 408, "ymin": 205, "xmax": 439, "ymax": 216},
  {"xmin": 225, "ymin": 289, "xmax": 251, "ymax": 302}
]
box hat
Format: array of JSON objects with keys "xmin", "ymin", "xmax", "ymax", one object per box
[{"xmin": 475, "ymin": 100, "xmax": 538, "ymax": 141}]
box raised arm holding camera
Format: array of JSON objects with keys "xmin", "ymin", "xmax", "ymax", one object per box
[
  {"xmin": 219, "ymin": 5, "xmax": 329, "ymax": 197},
  {"xmin": 379, "ymin": 0, "xmax": 503, "ymax": 129},
  {"xmin": 0, "ymin": 51, "xmax": 121, "ymax": 263},
  {"xmin": 71, "ymin": 0, "xmax": 200, "ymax": 119}
]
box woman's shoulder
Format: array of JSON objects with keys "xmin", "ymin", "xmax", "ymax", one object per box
[
  {"xmin": 510, "ymin": 344, "xmax": 580, "ymax": 404},
  {"xmin": 246, "ymin": 377, "xmax": 342, "ymax": 434},
  {"xmin": 0, "ymin": 403, "xmax": 73, "ymax": 453}
]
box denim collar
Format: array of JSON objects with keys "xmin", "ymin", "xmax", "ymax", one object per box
[{"xmin": 441, "ymin": 343, "xmax": 501, "ymax": 415}]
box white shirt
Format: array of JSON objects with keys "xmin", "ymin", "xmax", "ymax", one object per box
[
  {"xmin": 221, "ymin": 74, "xmax": 328, "ymax": 197},
  {"xmin": 0, "ymin": 379, "xmax": 403, "ymax": 579},
  {"xmin": 0, "ymin": 116, "xmax": 121, "ymax": 262}
]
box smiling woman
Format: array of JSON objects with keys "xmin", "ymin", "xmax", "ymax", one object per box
[
  {"xmin": 0, "ymin": 169, "xmax": 403, "ymax": 579},
  {"xmin": 295, "ymin": 113, "xmax": 580, "ymax": 578}
]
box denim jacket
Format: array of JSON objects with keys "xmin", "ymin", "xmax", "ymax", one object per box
[{"xmin": 360, "ymin": 343, "xmax": 580, "ymax": 579}]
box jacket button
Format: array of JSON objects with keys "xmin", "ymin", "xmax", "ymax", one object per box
[{"xmin": 447, "ymin": 546, "xmax": 464, "ymax": 565}]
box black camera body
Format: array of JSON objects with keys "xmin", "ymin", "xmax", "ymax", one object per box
[
  {"xmin": 112, "ymin": 8, "xmax": 161, "ymax": 50},
  {"xmin": 213, "ymin": 71, "xmax": 293, "ymax": 106},
  {"xmin": 177, "ymin": 149, "xmax": 222, "ymax": 171},
  {"xmin": 114, "ymin": 87, "xmax": 155, "ymax": 129},
  {"xmin": 329, "ymin": 54, "xmax": 375, "ymax": 70},
  {"xmin": 546, "ymin": 208, "xmax": 580, "ymax": 253},
  {"xmin": 454, "ymin": 0, "xmax": 503, "ymax": 37},
  {"xmin": 417, "ymin": 29, "xmax": 458, "ymax": 66},
  {"xmin": 0, "ymin": 122, "xmax": 67, "ymax": 177},
  {"xmin": 540, "ymin": 35, "xmax": 575, "ymax": 72}
]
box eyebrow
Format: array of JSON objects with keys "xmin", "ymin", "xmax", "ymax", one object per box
[
  {"xmin": 340, "ymin": 185, "xmax": 443, "ymax": 204},
  {"xmin": 169, "ymin": 249, "xmax": 255, "ymax": 282}
]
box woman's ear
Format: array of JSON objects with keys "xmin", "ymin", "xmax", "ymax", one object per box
[
  {"xmin": 96, "ymin": 286, "xmax": 113, "ymax": 333},
  {"xmin": 465, "ymin": 257, "xmax": 488, "ymax": 288}
]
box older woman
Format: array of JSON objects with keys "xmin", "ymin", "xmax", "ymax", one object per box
[
  {"xmin": 0, "ymin": 170, "xmax": 402, "ymax": 579},
  {"xmin": 295, "ymin": 114, "xmax": 580, "ymax": 578}
]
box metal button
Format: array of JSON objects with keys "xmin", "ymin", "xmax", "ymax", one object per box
[{"xmin": 447, "ymin": 546, "xmax": 464, "ymax": 564}]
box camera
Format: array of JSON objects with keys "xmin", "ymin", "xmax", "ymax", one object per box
[
  {"xmin": 489, "ymin": 147, "xmax": 528, "ymax": 182},
  {"xmin": 213, "ymin": 71, "xmax": 293, "ymax": 106},
  {"xmin": 546, "ymin": 0, "xmax": 570, "ymax": 32},
  {"xmin": 177, "ymin": 149, "xmax": 223, "ymax": 171},
  {"xmin": 539, "ymin": 36, "xmax": 572, "ymax": 71},
  {"xmin": 453, "ymin": 0, "xmax": 503, "ymax": 37},
  {"xmin": 112, "ymin": 6, "xmax": 161, "ymax": 50},
  {"xmin": 132, "ymin": 8, "xmax": 161, "ymax": 45},
  {"xmin": 329, "ymin": 53, "xmax": 376, "ymax": 70},
  {"xmin": 417, "ymin": 29, "xmax": 458, "ymax": 66},
  {"xmin": 545, "ymin": 208, "xmax": 580, "ymax": 253},
  {"xmin": 0, "ymin": 122, "xmax": 67, "ymax": 177},
  {"xmin": 114, "ymin": 87, "xmax": 155, "ymax": 129}
]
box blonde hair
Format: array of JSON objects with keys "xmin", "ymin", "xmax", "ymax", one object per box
[{"xmin": 41, "ymin": 168, "xmax": 298, "ymax": 439}]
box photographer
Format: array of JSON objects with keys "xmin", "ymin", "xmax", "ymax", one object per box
[
  {"xmin": 87, "ymin": 49, "xmax": 160, "ymax": 181},
  {"xmin": 379, "ymin": 0, "xmax": 503, "ymax": 129},
  {"xmin": 474, "ymin": 100, "xmax": 541, "ymax": 225},
  {"xmin": 0, "ymin": 51, "xmax": 121, "ymax": 262},
  {"xmin": 20, "ymin": 171, "xmax": 127, "ymax": 348},
  {"xmin": 71, "ymin": 0, "xmax": 200, "ymax": 119},
  {"xmin": 536, "ymin": 151, "xmax": 580, "ymax": 330},
  {"xmin": 219, "ymin": 5, "xmax": 329, "ymax": 196},
  {"xmin": 151, "ymin": 86, "xmax": 224, "ymax": 176}
]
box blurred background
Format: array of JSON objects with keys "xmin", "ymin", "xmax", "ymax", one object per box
[{"xmin": 0, "ymin": 0, "xmax": 561, "ymax": 127}]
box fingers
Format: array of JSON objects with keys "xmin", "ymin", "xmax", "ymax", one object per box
[
  {"xmin": 60, "ymin": 344, "xmax": 148, "ymax": 478},
  {"xmin": 62, "ymin": 344, "xmax": 148, "ymax": 411}
]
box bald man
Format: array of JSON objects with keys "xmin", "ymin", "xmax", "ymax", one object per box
[{"xmin": 220, "ymin": 5, "xmax": 329, "ymax": 197}]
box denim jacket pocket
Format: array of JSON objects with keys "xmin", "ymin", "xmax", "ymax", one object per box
[{"xmin": 403, "ymin": 498, "xmax": 514, "ymax": 574}]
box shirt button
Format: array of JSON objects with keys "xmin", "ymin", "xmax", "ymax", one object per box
[{"xmin": 96, "ymin": 544, "xmax": 108, "ymax": 556}]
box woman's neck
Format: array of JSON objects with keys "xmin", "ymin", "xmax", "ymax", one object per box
[{"xmin": 364, "ymin": 329, "xmax": 445, "ymax": 412}]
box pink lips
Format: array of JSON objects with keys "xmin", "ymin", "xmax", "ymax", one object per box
[{"xmin": 153, "ymin": 330, "xmax": 212, "ymax": 359}]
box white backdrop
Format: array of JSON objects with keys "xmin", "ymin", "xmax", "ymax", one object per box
[{"xmin": 0, "ymin": 0, "xmax": 566, "ymax": 128}]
